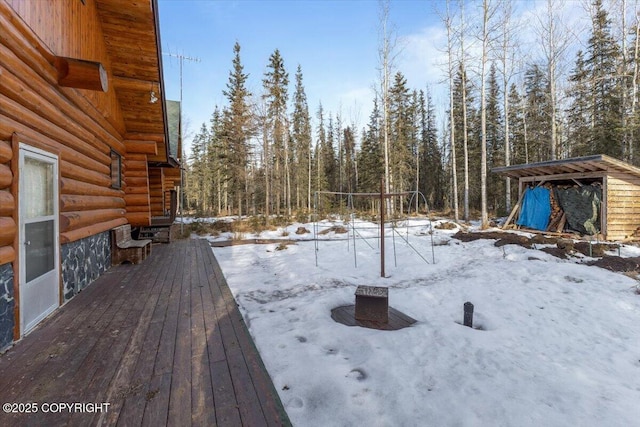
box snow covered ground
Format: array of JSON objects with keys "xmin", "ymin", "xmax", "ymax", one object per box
[{"xmin": 206, "ymin": 218, "xmax": 640, "ymax": 426}]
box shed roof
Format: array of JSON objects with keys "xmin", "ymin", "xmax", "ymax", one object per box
[{"xmin": 492, "ymin": 154, "xmax": 640, "ymax": 180}]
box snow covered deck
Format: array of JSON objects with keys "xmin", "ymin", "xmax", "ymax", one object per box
[{"xmin": 0, "ymin": 239, "xmax": 290, "ymax": 426}]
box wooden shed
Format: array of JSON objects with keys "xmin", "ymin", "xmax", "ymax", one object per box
[
  {"xmin": 492, "ymin": 154, "xmax": 640, "ymax": 241},
  {"xmin": 0, "ymin": 0, "xmax": 180, "ymax": 349}
]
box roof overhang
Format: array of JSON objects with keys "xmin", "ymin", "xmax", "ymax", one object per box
[
  {"xmin": 492, "ymin": 154, "xmax": 640, "ymax": 180},
  {"xmin": 95, "ymin": 0, "xmax": 176, "ymax": 167}
]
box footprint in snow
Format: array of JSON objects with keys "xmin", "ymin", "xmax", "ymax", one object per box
[
  {"xmin": 287, "ymin": 397, "xmax": 304, "ymax": 409},
  {"xmin": 346, "ymin": 368, "xmax": 367, "ymax": 381}
]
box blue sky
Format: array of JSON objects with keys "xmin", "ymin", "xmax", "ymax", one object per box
[
  {"xmin": 158, "ymin": 0, "xmax": 447, "ymax": 155},
  {"xmin": 157, "ymin": 1, "xmax": 595, "ymax": 157}
]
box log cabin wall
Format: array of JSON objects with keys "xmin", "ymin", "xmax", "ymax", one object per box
[
  {"xmin": 149, "ymin": 167, "xmax": 165, "ymax": 217},
  {"xmin": 0, "ymin": 0, "xmax": 174, "ymax": 347},
  {"xmin": 124, "ymin": 154, "xmax": 151, "ymax": 226},
  {"xmin": 605, "ymin": 173, "xmax": 640, "ymax": 240},
  {"xmin": 1, "ymin": 1, "xmax": 128, "ymax": 247}
]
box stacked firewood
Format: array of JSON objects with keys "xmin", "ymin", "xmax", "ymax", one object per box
[{"xmin": 546, "ymin": 184, "xmax": 566, "ymax": 232}]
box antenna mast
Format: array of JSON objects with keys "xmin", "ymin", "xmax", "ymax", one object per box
[{"xmin": 163, "ymin": 51, "xmax": 200, "ymax": 233}]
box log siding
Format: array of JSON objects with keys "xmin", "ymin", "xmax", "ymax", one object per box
[{"xmin": 0, "ymin": 0, "xmax": 177, "ymax": 346}]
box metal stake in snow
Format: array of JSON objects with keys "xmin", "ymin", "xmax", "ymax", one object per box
[{"xmin": 463, "ymin": 302, "xmax": 474, "ymax": 328}]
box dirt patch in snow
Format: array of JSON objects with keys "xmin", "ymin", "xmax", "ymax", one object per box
[
  {"xmin": 586, "ymin": 256, "xmax": 640, "ymax": 273},
  {"xmin": 453, "ymin": 231, "xmax": 633, "ymax": 274}
]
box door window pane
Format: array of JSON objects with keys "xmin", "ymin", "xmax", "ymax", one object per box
[
  {"xmin": 25, "ymin": 220, "xmax": 55, "ymax": 282},
  {"xmin": 24, "ymin": 157, "xmax": 53, "ymax": 219}
]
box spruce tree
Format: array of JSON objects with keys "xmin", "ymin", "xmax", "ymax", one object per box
[
  {"xmin": 586, "ymin": 0, "xmax": 622, "ymax": 157},
  {"xmin": 486, "ymin": 63, "xmax": 505, "ymax": 214},
  {"xmin": 357, "ymin": 98, "xmax": 383, "ymax": 195},
  {"xmin": 262, "ymin": 49, "xmax": 289, "ymax": 215},
  {"xmin": 222, "ymin": 42, "xmax": 252, "ymax": 216},
  {"xmin": 567, "ymin": 50, "xmax": 592, "ymax": 157},
  {"xmin": 524, "ymin": 64, "xmax": 551, "ymax": 162},
  {"xmin": 291, "ymin": 65, "xmax": 312, "ymax": 212},
  {"xmin": 418, "ymin": 89, "xmax": 443, "ymax": 210}
]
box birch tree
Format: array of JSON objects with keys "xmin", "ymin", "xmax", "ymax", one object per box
[
  {"xmin": 443, "ymin": 0, "xmax": 460, "ymax": 220},
  {"xmin": 378, "ymin": 0, "xmax": 400, "ymax": 213},
  {"xmin": 534, "ymin": 0, "xmax": 572, "ymax": 160},
  {"xmin": 497, "ymin": 0, "xmax": 518, "ymax": 212},
  {"xmin": 479, "ymin": 0, "xmax": 500, "ymax": 228}
]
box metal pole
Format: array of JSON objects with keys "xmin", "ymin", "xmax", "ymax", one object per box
[
  {"xmin": 380, "ymin": 177, "xmax": 385, "ymax": 278},
  {"xmin": 464, "ymin": 302, "xmax": 474, "ymax": 328},
  {"xmin": 163, "ymin": 52, "xmax": 200, "ymax": 235}
]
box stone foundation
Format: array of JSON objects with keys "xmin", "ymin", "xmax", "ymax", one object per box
[
  {"xmin": 0, "ymin": 263, "xmax": 14, "ymax": 351},
  {"xmin": 61, "ymin": 231, "xmax": 110, "ymax": 300}
]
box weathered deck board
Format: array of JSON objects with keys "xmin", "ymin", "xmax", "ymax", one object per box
[{"xmin": 0, "ymin": 239, "xmax": 290, "ymax": 427}]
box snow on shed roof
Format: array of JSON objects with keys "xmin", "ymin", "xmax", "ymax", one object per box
[{"xmin": 491, "ymin": 154, "xmax": 640, "ymax": 180}]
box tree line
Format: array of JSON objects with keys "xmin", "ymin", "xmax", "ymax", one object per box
[{"xmin": 184, "ymin": 0, "xmax": 640, "ymax": 224}]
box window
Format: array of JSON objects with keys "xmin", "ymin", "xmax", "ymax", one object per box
[{"xmin": 110, "ymin": 150, "xmax": 121, "ymax": 189}]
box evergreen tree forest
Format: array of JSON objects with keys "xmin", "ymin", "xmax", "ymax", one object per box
[{"xmin": 184, "ymin": 0, "xmax": 640, "ymax": 222}]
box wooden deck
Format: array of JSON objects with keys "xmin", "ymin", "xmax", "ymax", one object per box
[{"xmin": 0, "ymin": 239, "xmax": 291, "ymax": 426}]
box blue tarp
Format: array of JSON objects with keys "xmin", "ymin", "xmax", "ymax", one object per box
[{"xmin": 517, "ymin": 187, "xmax": 551, "ymax": 231}]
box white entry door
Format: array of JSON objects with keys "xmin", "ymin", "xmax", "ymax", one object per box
[{"xmin": 19, "ymin": 145, "xmax": 60, "ymax": 335}]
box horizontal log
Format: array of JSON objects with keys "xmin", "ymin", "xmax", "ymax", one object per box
[
  {"xmin": 124, "ymin": 160, "xmax": 148, "ymax": 171},
  {"xmin": 0, "ymin": 60, "xmax": 116, "ymax": 160},
  {"xmin": 125, "ymin": 140, "xmax": 156, "ymax": 155},
  {"xmin": 0, "ymin": 163, "xmax": 11, "ymax": 189},
  {"xmin": 60, "ymin": 177, "xmax": 123, "ymax": 198},
  {"xmin": 124, "ymin": 153, "xmax": 147, "ymax": 162},
  {"xmin": 0, "ymin": 96, "xmax": 110, "ymax": 173},
  {"xmin": 0, "ymin": 245, "xmax": 15, "ymax": 266},
  {"xmin": 0, "ymin": 90, "xmax": 110, "ymax": 167},
  {"xmin": 61, "ymin": 160, "xmax": 110, "ymax": 187},
  {"xmin": 0, "ymin": 191, "xmax": 14, "ymax": 216},
  {"xmin": 54, "ymin": 56, "xmax": 108, "ymax": 92},
  {"xmin": 124, "ymin": 186, "xmax": 149, "ymax": 195},
  {"xmin": 0, "ymin": 6, "xmax": 56, "ymax": 80},
  {"xmin": 124, "ymin": 170, "xmax": 149, "ymax": 178},
  {"xmin": 126, "ymin": 205, "xmax": 151, "ymax": 213},
  {"xmin": 164, "ymin": 167, "xmax": 181, "ymax": 178},
  {"xmin": 60, "ymin": 194, "xmax": 125, "ymax": 212},
  {"xmin": 125, "ymin": 177, "xmax": 149, "ymax": 187},
  {"xmin": 126, "ymin": 212, "xmax": 151, "ymax": 227},
  {"xmin": 0, "ymin": 217, "xmax": 16, "ymax": 247},
  {"xmin": 0, "ymin": 2, "xmax": 55, "ymax": 63},
  {"xmin": 0, "ymin": 4, "xmax": 127, "ymax": 141},
  {"xmin": 60, "ymin": 217, "xmax": 128, "ymax": 244},
  {"xmin": 60, "ymin": 208, "xmax": 126, "ymax": 233},
  {"xmin": 124, "ymin": 194, "xmax": 150, "ymax": 206},
  {"xmin": 0, "ymin": 140, "xmax": 11, "ymax": 163}
]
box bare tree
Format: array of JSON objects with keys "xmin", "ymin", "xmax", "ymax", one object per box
[
  {"xmin": 497, "ymin": 0, "xmax": 519, "ymax": 212},
  {"xmin": 459, "ymin": 0, "xmax": 471, "ymax": 222},
  {"xmin": 442, "ymin": 0, "xmax": 460, "ymax": 221},
  {"xmin": 631, "ymin": 8, "xmax": 640, "ymax": 161},
  {"xmin": 479, "ymin": 0, "xmax": 496, "ymax": 228},
  {"xmin": 378, "ymin": 0, "xmax": 401, "ymax": 213},
  {"xmin": 535, "ymin": 0, "xmax": 572, "ymax": 160}
]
